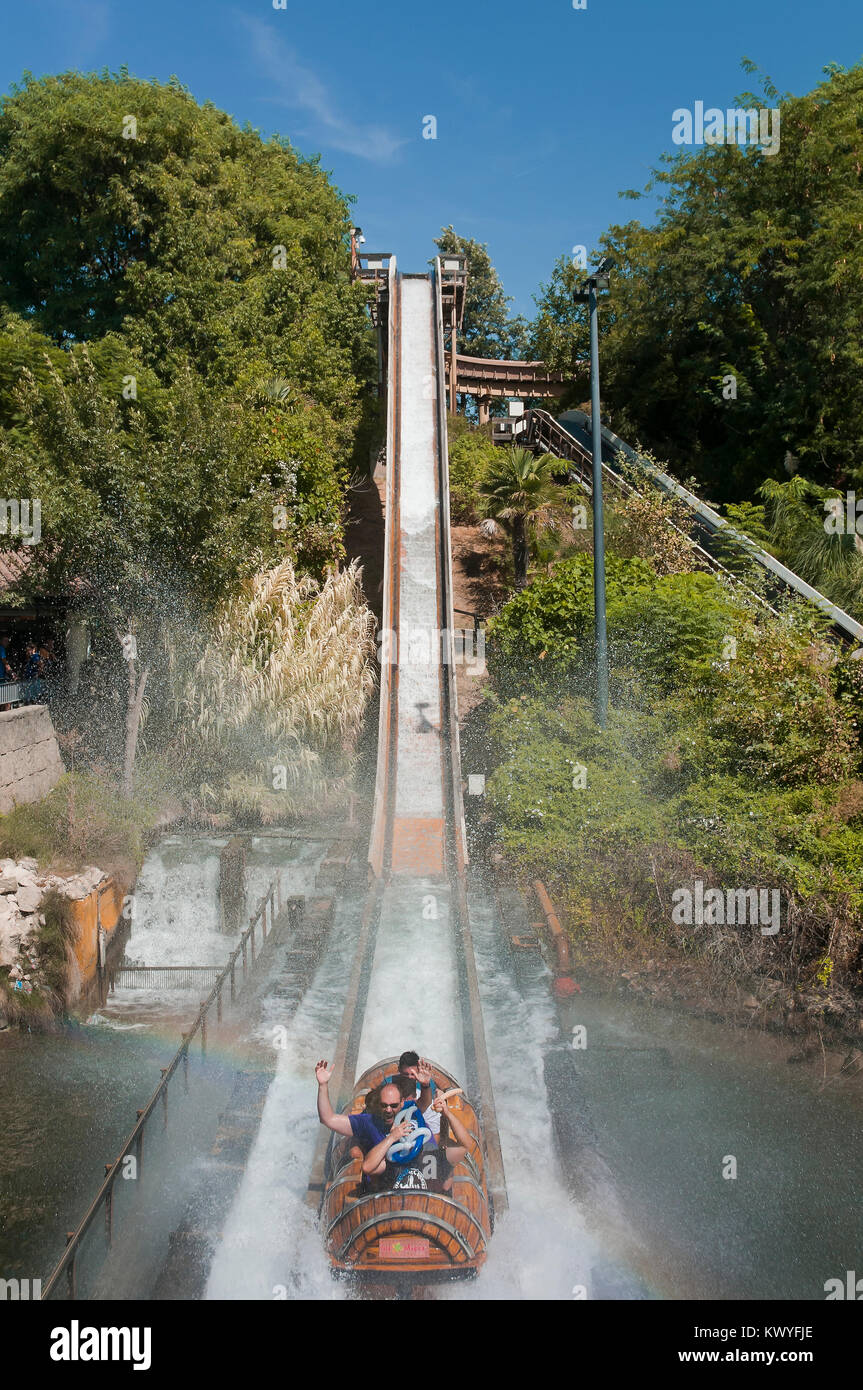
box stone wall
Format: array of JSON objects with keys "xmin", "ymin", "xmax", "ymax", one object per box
[{"xmin": 0, "ymin": 705, "xmax": 64, "ymax": 814}]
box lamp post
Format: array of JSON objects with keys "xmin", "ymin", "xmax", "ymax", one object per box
[{"xmin": 575, "ymin": 257, "xmax": 613, "ymax": 729}]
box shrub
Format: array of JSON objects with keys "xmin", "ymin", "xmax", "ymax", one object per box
[
  {"xmin": 478, "ymin": 542, "xmax": 863, "ymax": 1007},
  {"xmin": 0, "ymin": 773, "xmax": 158, "ymax": 873},
  {"xmin": 448, "ymin": 428, "xmax": 499, "ymax": 524}
]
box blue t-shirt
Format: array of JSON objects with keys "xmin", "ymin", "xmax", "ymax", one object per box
[
  {"xmin": 349, "ymin": 1106, "xmax": 437, "ymax": 1153},
  {"xmin": 348, "ymin": 1104, "xmax": 437, "ymax": 1187},
  {"xmin": 348, "ymin": 1111, "xmax": 390, "ymax": 1152}
]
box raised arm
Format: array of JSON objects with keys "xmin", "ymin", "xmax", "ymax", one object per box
[
  {"xmin": 315, "ymin": 1060, "xmax": 354, "ymax": 1137},
  {"xmin": 434, "ymin": 1097, "xmax": 475, "ymax": 1165},
  {"xmin": 414, "ymin": 1056, "xmax": 434, "ymax": 1113}
]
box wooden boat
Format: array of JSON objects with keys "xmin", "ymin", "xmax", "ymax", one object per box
[{"xmin": 321, "ymin": 1056, "xmax": 493, "ymax": 1282}]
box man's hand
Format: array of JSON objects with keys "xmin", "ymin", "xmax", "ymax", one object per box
[
  {"xmin": 388, "ymin": 1119, "xmax": 412, "ymax": 1144},
  {"xmin": 315, "ymin": 1059, "xmax": 334, "ymax": 1086},
  {"xmin": 415, "ymin": 1057, "xmax": 433, "ymax": 1087}
]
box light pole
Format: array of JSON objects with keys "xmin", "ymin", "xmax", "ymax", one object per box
[{"xmin": 575, "ymin": 256, "xmax": 613, "ymax": 729}]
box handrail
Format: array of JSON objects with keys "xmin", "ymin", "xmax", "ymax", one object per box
[
  {"xmin": 41, "ymin": 871, "xmax": 283, "ymax": 1299},
  {"xmin": 525, "ymin": 408, "xmax": 780, "ymax": 614},
  {"xmin": 0, "ymin": 678, "xmax": 46, "ymax": 706},
  {"xmin": 109, "ymin": 965, "xmax": 223, "ymax": 991},
  {"xmin": 533, "ymin": 406, "xmax": 863, "ymax": 645}
]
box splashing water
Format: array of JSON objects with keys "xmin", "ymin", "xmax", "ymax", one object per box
[{"xmin": 205, "ymin": 894, "xmax": 361, "ymax": 1300}]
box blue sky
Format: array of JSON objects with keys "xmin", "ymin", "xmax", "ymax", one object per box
[{"xmin": 1, "ymin": 0, "xmax": 861, "ymax": 317}]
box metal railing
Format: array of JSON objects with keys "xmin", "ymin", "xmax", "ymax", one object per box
[
  {"xmin": 523, "ymin": 406, "xmax": 748, "ymax": 591},
  {"xmin": 109, "ymin": 965, "xmax": 223, "ymax": 991},
  {"xmin": 41, "ymin": 872, "xmax": 283, "ymax": 1300},
  {"xmin": 0, "ymin": 678, "xmax": 45, "ymax": 706},
  {"xmin": 525, "ymin": 406, "xmax": 863, "ymax": 645},
  {"xmin": 453, "ymin": 607, "xmax": 485, "ymax": 636}
]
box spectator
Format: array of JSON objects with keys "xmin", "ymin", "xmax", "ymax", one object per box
[
  {"xmin": 38, "ymin": 637, "xmax": 57, "ymax": 674},
  {"xmin": 21, "ymin": 641, "xmax": 42, "ymax": 704}
]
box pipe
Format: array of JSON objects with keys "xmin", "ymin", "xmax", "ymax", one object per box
[{"xmin": 532, "ymin": 880, "xmax": 580, "ymax": 996}]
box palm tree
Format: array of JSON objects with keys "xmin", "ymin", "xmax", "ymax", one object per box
[
  {"xmin": 479, "ymin": 447, "xmax": 567, "ymax": 589},
  {"xmin": 257, "ymin": 376, "xmax": 293, "ymax": 405},
  {"xmin": 759, "ymin": 475, "xmax": 863, "ymax": 617}
]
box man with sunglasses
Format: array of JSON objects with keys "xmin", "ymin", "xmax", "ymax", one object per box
[{"xmin": 314, "ymin": 1059, "xmax": 468, "ymax": 1192}]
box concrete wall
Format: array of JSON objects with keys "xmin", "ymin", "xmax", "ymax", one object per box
[
  {"xmin": 67, "ymin": 878, "xmax": 131, "ymax": 1008},
  {"xmin": 0, "ymin": 704, "xmax": 64, "ymax": 814}
]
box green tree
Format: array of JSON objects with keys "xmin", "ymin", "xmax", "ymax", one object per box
[
  {"xmin": 0, "ymin": 70, "xmax": 373, "ymax": 379},
  {"xmin": 758, "ymin": 475, "xmax": 863, "ymax": 617},
  {"xmin": 448, "ymin": 422, "xmax": 499, "ymax": 523},
  {"xmin": 0, "ymin": 69, "xmax": 377, "ymax": 471},
  {"xmin": 0, "ymin": 348, "xmax": 292, "ymax": 786},
  {"xmin": 435, "ymin": 226, "xmax": 527, "ymax": 359},
  {"xmin": 530, "ymin": 62, "xmax": 863, "ymax": 503},
  {"xmin": 479, "ymin": 447, "xmax": 569, "ymax": 589},
  {"xmin": 0, "ymin": 70, "xmax": 382, "ymax": 786}
]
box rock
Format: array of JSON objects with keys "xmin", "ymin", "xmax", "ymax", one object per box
[
  {"xmin": 0, "ymin": 900, "xmax": 20, "ymax": 967},
  {"xmin": 57, "ymin": 866, "xmax": 105, "ymax": 901},
  {"xmin": 15, "ymin": 883, "xmax": 42, "ymax": 914},
  {"xmin": 18, "ymin": 857, "xmax": 38, "ymax": 871},
  {"xmin": 741, "ymin": 994, "xmax": 760, "ymax": 1009},
  {"xmin": 2, "ymin": 932, "xmax": 21, "ymax": 953},
  {"xmin": 0, "ymin": 873, "xmax": 17, "ymax": 894}
]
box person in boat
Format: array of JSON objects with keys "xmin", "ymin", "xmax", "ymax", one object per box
[
  {"xmin": 314, "ymin": 1060, "xmax": 470, "ymax": 1193},
  {"xmin": 392, "ymin": 1051, "xmax": 441, "ymax": 1137}
]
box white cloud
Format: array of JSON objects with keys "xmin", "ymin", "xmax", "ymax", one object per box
[{"xmin": 239, "ymin": 15, "xmax": 405, "ymax": 164}]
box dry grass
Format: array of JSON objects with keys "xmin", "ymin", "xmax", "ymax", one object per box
[{"xmin": 173, "ymin": 557, "xmax": 377, "ymax": 816}]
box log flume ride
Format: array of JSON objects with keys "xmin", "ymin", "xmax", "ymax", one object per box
[
  {"xmin": 322, "ymin": 1057, "xmax": 491, "ymax": 1282},
  {"xmin": 307, "ymin": 258, "xmax": 507, "ymax": 1290}
]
